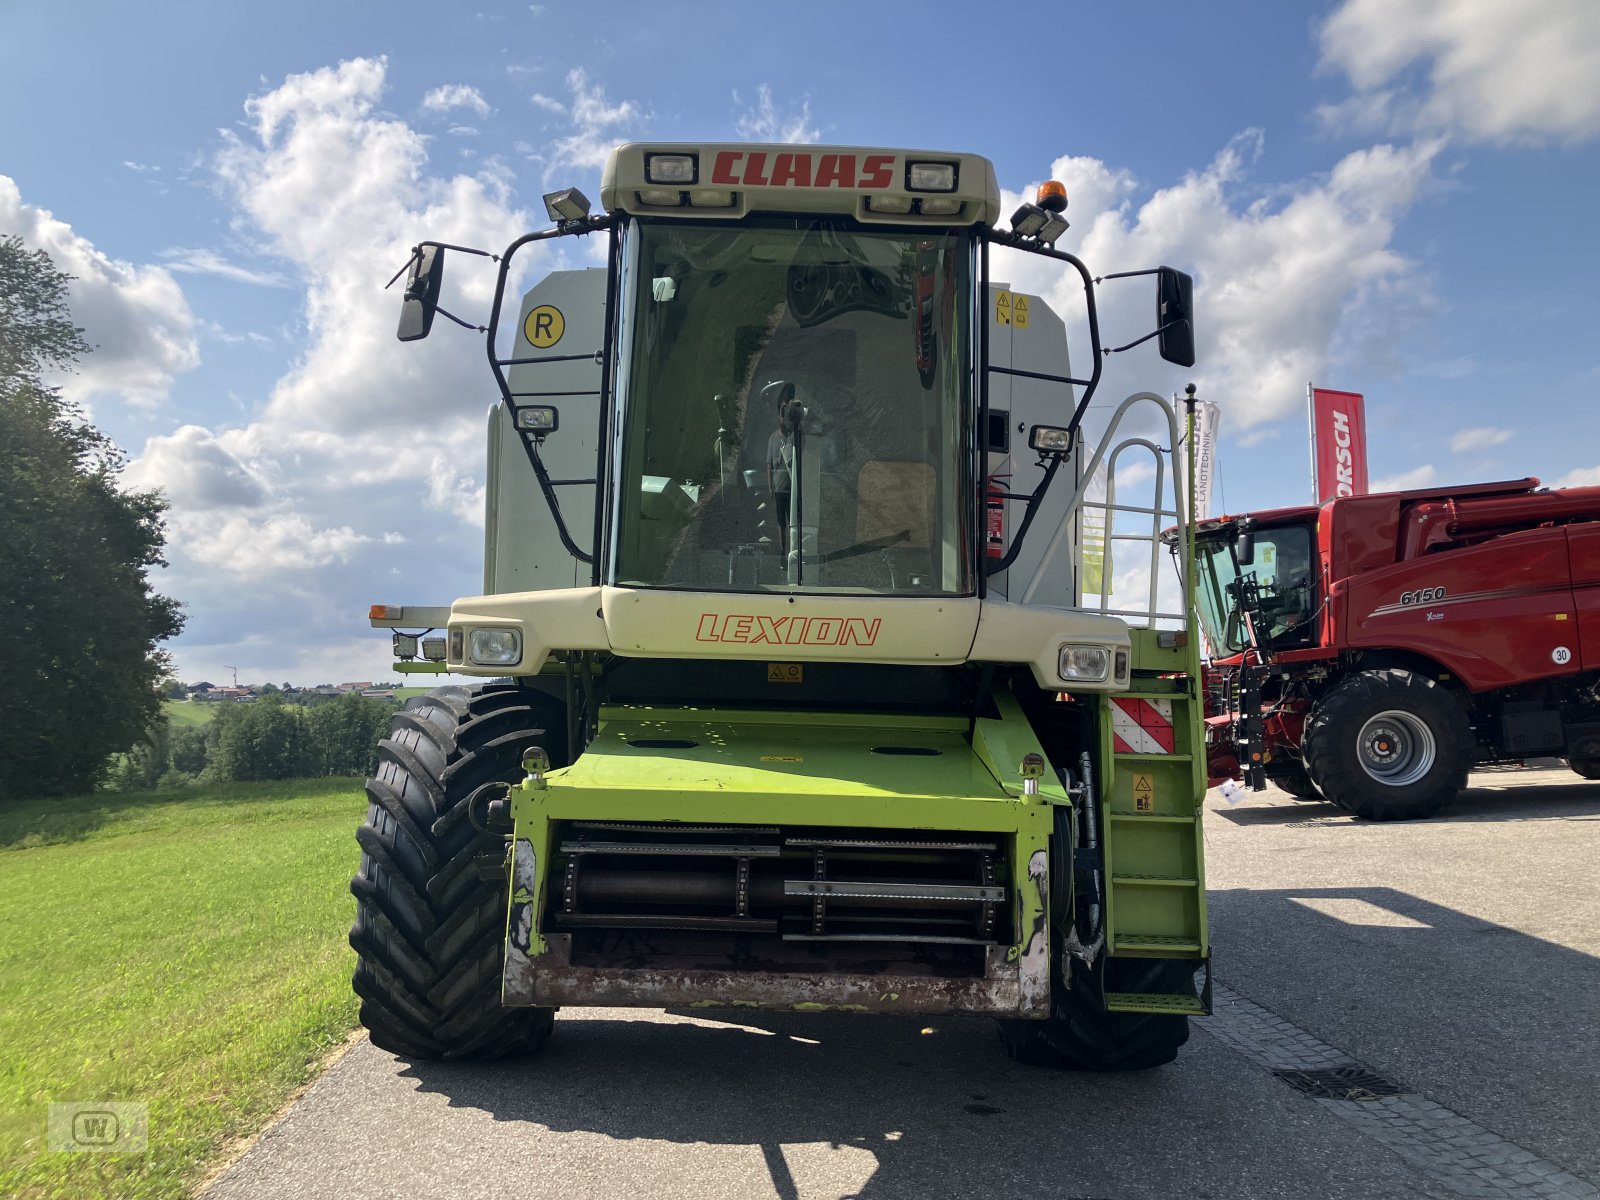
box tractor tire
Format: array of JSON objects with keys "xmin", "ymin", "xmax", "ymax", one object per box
[
  {"xmin": 998, "ymin": 955, "xmax": 1194, "ymax": 1072},
  {"xmin": 349, "ymin": 684, "xmax": 555, "ymax": 1060},
  {"xmin": 1569, "ymin": 757, "xmax": 1600, "ymax": 781},
  {"xmin": 1302, "ymin": 669, "xmax": 1471, "ymax": 821},
  {"xmin": 1267, "ymin": 763, "xmax": 1321, "ymax": 801}
]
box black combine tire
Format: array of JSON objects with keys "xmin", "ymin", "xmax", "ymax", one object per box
[
  {"xmin": 349, "ymin": 683, "xmax": 555, "ymax": 1060},
  {"xmin": 1268, "ymin": 763, "xmax": 1321, "ymax": 801},
  {"xmin": 1569, "ymin": 757, "xmax": 1600, "ymax": 781},
  {"xmin": 999, "ymin": 955, "xmax": 1194, "ymax": 1072},
  {"xmin": 1302, "ymin": 669, "xmax": 1471, "ymax": 822}
]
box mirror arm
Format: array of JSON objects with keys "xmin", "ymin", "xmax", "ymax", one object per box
[
  {"xmin": 385, "ymin": 240, "xmax": 498, "ymax": 290},
  {"xmin": 432, "ymin": 305, "xmax": 487, "ymax": 333},
  {"xmin": 1103, "ymin": 318, "xmax": 1192, "ymax": 357}
]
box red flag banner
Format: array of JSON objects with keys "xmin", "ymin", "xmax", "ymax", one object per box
[{"xmin": 1310, "ymin": 386, "xmax": 1368, "ymax": 502}]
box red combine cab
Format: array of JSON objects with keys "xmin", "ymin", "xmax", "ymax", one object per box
[{"xmin": 1182, "ymin": 477, "xmax": 1600, "ymax": 819}]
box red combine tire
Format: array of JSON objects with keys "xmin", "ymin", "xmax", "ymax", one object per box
[
  {"xmin": 1302, "ymin": 669, "xmax": 1471, "ymax": 821},
  {"xmin": 349, "ymin": 684, "xmax": 555, "ymax": 1060}
]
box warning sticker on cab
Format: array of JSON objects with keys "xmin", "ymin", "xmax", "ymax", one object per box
[
  {"xmin": 767, "ymin": 663, "xmax": 804, "ymax": 684},
  {"xmin": 1132, "ymin": 771, "xmax": 1156, "ymax": 812},
  {"xmin": 524, "ymin": 304, "xmax": 564, "ymax": 348},
  {"xmin": 1012, "ymin": 293, "xmax": 1030, "ymax": 329},
  {"xmin": 995, "ymin": 289, "xmax": 1011, "ymax": 325}
]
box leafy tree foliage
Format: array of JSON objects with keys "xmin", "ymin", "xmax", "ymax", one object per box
[{"xmin": 0, "ymin": 235, "xmax": 184, "ymax": 798}]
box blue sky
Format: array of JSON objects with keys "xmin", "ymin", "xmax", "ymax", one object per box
[{"xmin": 4, "ymin": 0, "xmax": 1599, "ymax": 683}]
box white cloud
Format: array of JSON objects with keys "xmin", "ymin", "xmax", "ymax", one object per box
[
  {"xmin": 422, "ymin": 83, "xmax": 490, "ymax": 118},
  {"xmin": 991, "ymin": 132, "xmax": 1440, "ymax": 431},
  {"xmin": 1, "ymin": 175, "xmax": 200, "ymax": 409},
  {"xmin": 733, "ymin": 86, "xmax": 820, "ymax": 144},
  {"xmin": 1448, "ymin": 426, "xmax": 1513, "ymax": 453},
  {"xmin": 547, "ymin": 68, "xmax": 644, "ymax": 174},
  {"xmin": 121, "ymin": 54, "xmax": 564, "ymax": 676},
  {"xmin": 1554, "ymin": 465, "xmax": 1600, "ymax": 488},
  {"xmin": 1320, "ymin": 0, "xmax": 1600, "ymax": 143},
  {"xmin": 1372, "ymin": 464, "xmax": 1438, "ymax": 492},
  {"xmin": 161, "ymin": 247, "xmax": 288, "ymax": 287},
  {"xmin": 530, "ymin": 93, "xmax": 566, "ymax": 115}
]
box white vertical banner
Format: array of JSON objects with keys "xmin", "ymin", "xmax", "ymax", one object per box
[
  {"xmin": 1080, "ymin": 446, "xmax": 1109, "ymax": 602},
  {"xmin": 1191, "ymin": 400, "xmax": 1222, "ymax": 521}
]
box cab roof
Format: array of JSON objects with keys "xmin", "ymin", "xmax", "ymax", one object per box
[{"xmin": 600, "ymin": 142, "xmax": 1002, "ymax": 227}]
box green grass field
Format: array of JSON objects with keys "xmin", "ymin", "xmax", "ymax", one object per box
[
  {"xmin": 0, "ymin": 778, "xmax": 365, "ymax": 1199},
  {"xmin": 160, "ymin": 699, "xmax": 215, "ymax": 728}
]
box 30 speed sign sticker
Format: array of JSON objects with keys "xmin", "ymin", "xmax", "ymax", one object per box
[{"xmin": 1552, "ymin": 646, "xmax": 1573, "ymax": 665}]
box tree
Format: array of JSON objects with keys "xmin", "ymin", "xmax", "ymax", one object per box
[
  {"xmin": 206, "ymin": 699, "xmax": 314, "ymax": 782},
  {"xmin": 0, "ymin": 235, "xmax": 185, "ymax": 799},
  {"xmin": 308, "ymin": 692, "xmax": 391, "ymax": 776}
]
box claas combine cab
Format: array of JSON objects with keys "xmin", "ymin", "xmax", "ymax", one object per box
[{"xmin": 352, "ymin": 142, "xmax": 1210, "ymax": 1070}]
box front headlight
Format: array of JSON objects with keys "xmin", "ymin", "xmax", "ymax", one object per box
[
  {"xmin": 1058, "ymin": 644, "xmax": 1110, "ymax": 683},
  {"xmin": 468, "ymin": 628, "xmax": 522, "ymax": 666}
]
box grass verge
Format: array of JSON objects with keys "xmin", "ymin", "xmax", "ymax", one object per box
[{"xmin": 0, "ymin": 778, "xmax": 364, "ymax": 1199}]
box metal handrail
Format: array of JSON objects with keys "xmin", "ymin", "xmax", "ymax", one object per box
[{"xmin": 1021, "ymin": 391, "xmax": 1189, "ymax": 628}]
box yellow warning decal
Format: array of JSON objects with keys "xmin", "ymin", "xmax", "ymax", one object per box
[
  {"xmin": 767, "ymin": 663, "xmax": 803, "ymax": 684},
  {"xmin": 1132, "ymin": 771, "xmax": 1156, "ymax": 813},
  {"xmin": 995, "ymin": 289, "xmax": 1011, "ymax": 325},
  {"xmin": 524, "ymin": 304, "xmax": 565, "ymax": 348},
  {"xmin": 1012, "ymin": 293, "xmax": 1030, "ymax": 329},
  {"xmin": 761, "ymin": 755, "xmax": 803, "ymax": 763}
]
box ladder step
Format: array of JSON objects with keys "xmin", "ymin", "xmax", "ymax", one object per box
[
  {"xmin": 1112, "ymin": 875, "xmax": 1198, "ymax": 888},
  {"xmin": 1108, "ymin": 811, "xmax": 1197, "ymax": 824},
  {"xmin": 1104, "ymin": 991, "xmax": 1208, "ymax": 1016},
  {"xmin": 1115, "ymin": 934, "xmax": 1203, "ymax": 953}
]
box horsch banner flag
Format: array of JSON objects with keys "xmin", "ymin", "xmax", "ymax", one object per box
[{"xmin": 1309, "ymin": 386, "xmax": 1368, "ymax": 502}]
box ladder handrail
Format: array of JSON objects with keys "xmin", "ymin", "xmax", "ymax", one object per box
[{"xmin": 1021, "ymin": 392, "xmax": 1190, "ymax": 627}]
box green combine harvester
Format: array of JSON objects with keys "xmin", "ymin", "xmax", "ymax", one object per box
[{"xmin": 354, "ymin": 141, "xmax": 1209, "ymax": 1069}]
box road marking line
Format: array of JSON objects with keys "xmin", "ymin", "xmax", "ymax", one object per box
[{"xmin": 1200, "ymin": 984, "xmax": 1599, "ymax": 1199}]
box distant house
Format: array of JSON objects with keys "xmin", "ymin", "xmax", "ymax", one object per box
[
  {"xmin": 187, "ymin": 681, "xmax": 214, "ymax": 694},
  {"xmin": 197, "ymin": 686, "xmax": 256, "ymax": 702},
  {"xmin": 337, "ymin": 681, "xmax": 374, "ymax": 693},
  {"xmin": 360, "ymin": 689, "xmax": 397, "ymax": 700}
]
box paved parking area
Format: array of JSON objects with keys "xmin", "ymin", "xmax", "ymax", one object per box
[{"xmin": 206, "ymin": 767, "xmax": 1600, "ymax": 1200}]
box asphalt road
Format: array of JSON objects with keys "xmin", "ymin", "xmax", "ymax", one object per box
[{"xmin": 205, "ymin": 767, "xmax": 1600, "ymax": 1200}]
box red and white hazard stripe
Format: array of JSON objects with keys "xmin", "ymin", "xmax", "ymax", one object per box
[{"xmin": 1109, "ymin": 697, "xmax": 1176, "ymax": 755}]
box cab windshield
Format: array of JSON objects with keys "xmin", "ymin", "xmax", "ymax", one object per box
[
  {"xmin": 611, "ymin": 218, "xmax": 972, "ymax": 595},
  {"xmin": 1195, "ymin": 524, "xmax": 1317, "ymax": 654}
]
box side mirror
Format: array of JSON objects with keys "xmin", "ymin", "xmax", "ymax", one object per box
[
  {"xmin": 1234, "ymin": 530, "xmax": 1255, "ymax": 567},
  {"xmin": 397, "ymin": 245, "xmax": 444, "ymax": 342},
  {"xmin": 1156, "ymin": 266, "xmax": 1195, "ymax": 368}
]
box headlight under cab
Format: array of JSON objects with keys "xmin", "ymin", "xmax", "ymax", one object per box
[
  {"xmin": 1058, "ymin": 644, "xmax": 1111, "ymax": 683},
  {"xmin": 468, "ymin": 627, "xmax": 523, "ymax": 666}
]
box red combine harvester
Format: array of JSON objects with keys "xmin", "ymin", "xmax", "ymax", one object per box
[{"xmin": 1181, "ymin": 477, "xmax": 1600, "ymax": 819}]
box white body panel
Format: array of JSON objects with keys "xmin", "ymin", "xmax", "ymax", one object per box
[
  {"xmin": 484, "ymin": 268, "xmax": 607, "ymax": 593},
  {"xmin": 985, "ymin": 284, "xmax": 1081, "ymax": 607}
]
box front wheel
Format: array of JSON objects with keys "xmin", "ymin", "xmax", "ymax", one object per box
[
  {"xmin": 998, "ymin": 955, "xmax": 1194, "ymax": 1071},
  {"xmin": 349, "ymin": 684, "xmax": 556, "ymax": 1060},
  {"xmin": 1569, "ymin": 757, "xmax": 1600, "ymax": 781},
  {"xmin": 1302, "ymin": 669, "xmax": 1471, "ymax": 821}
]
